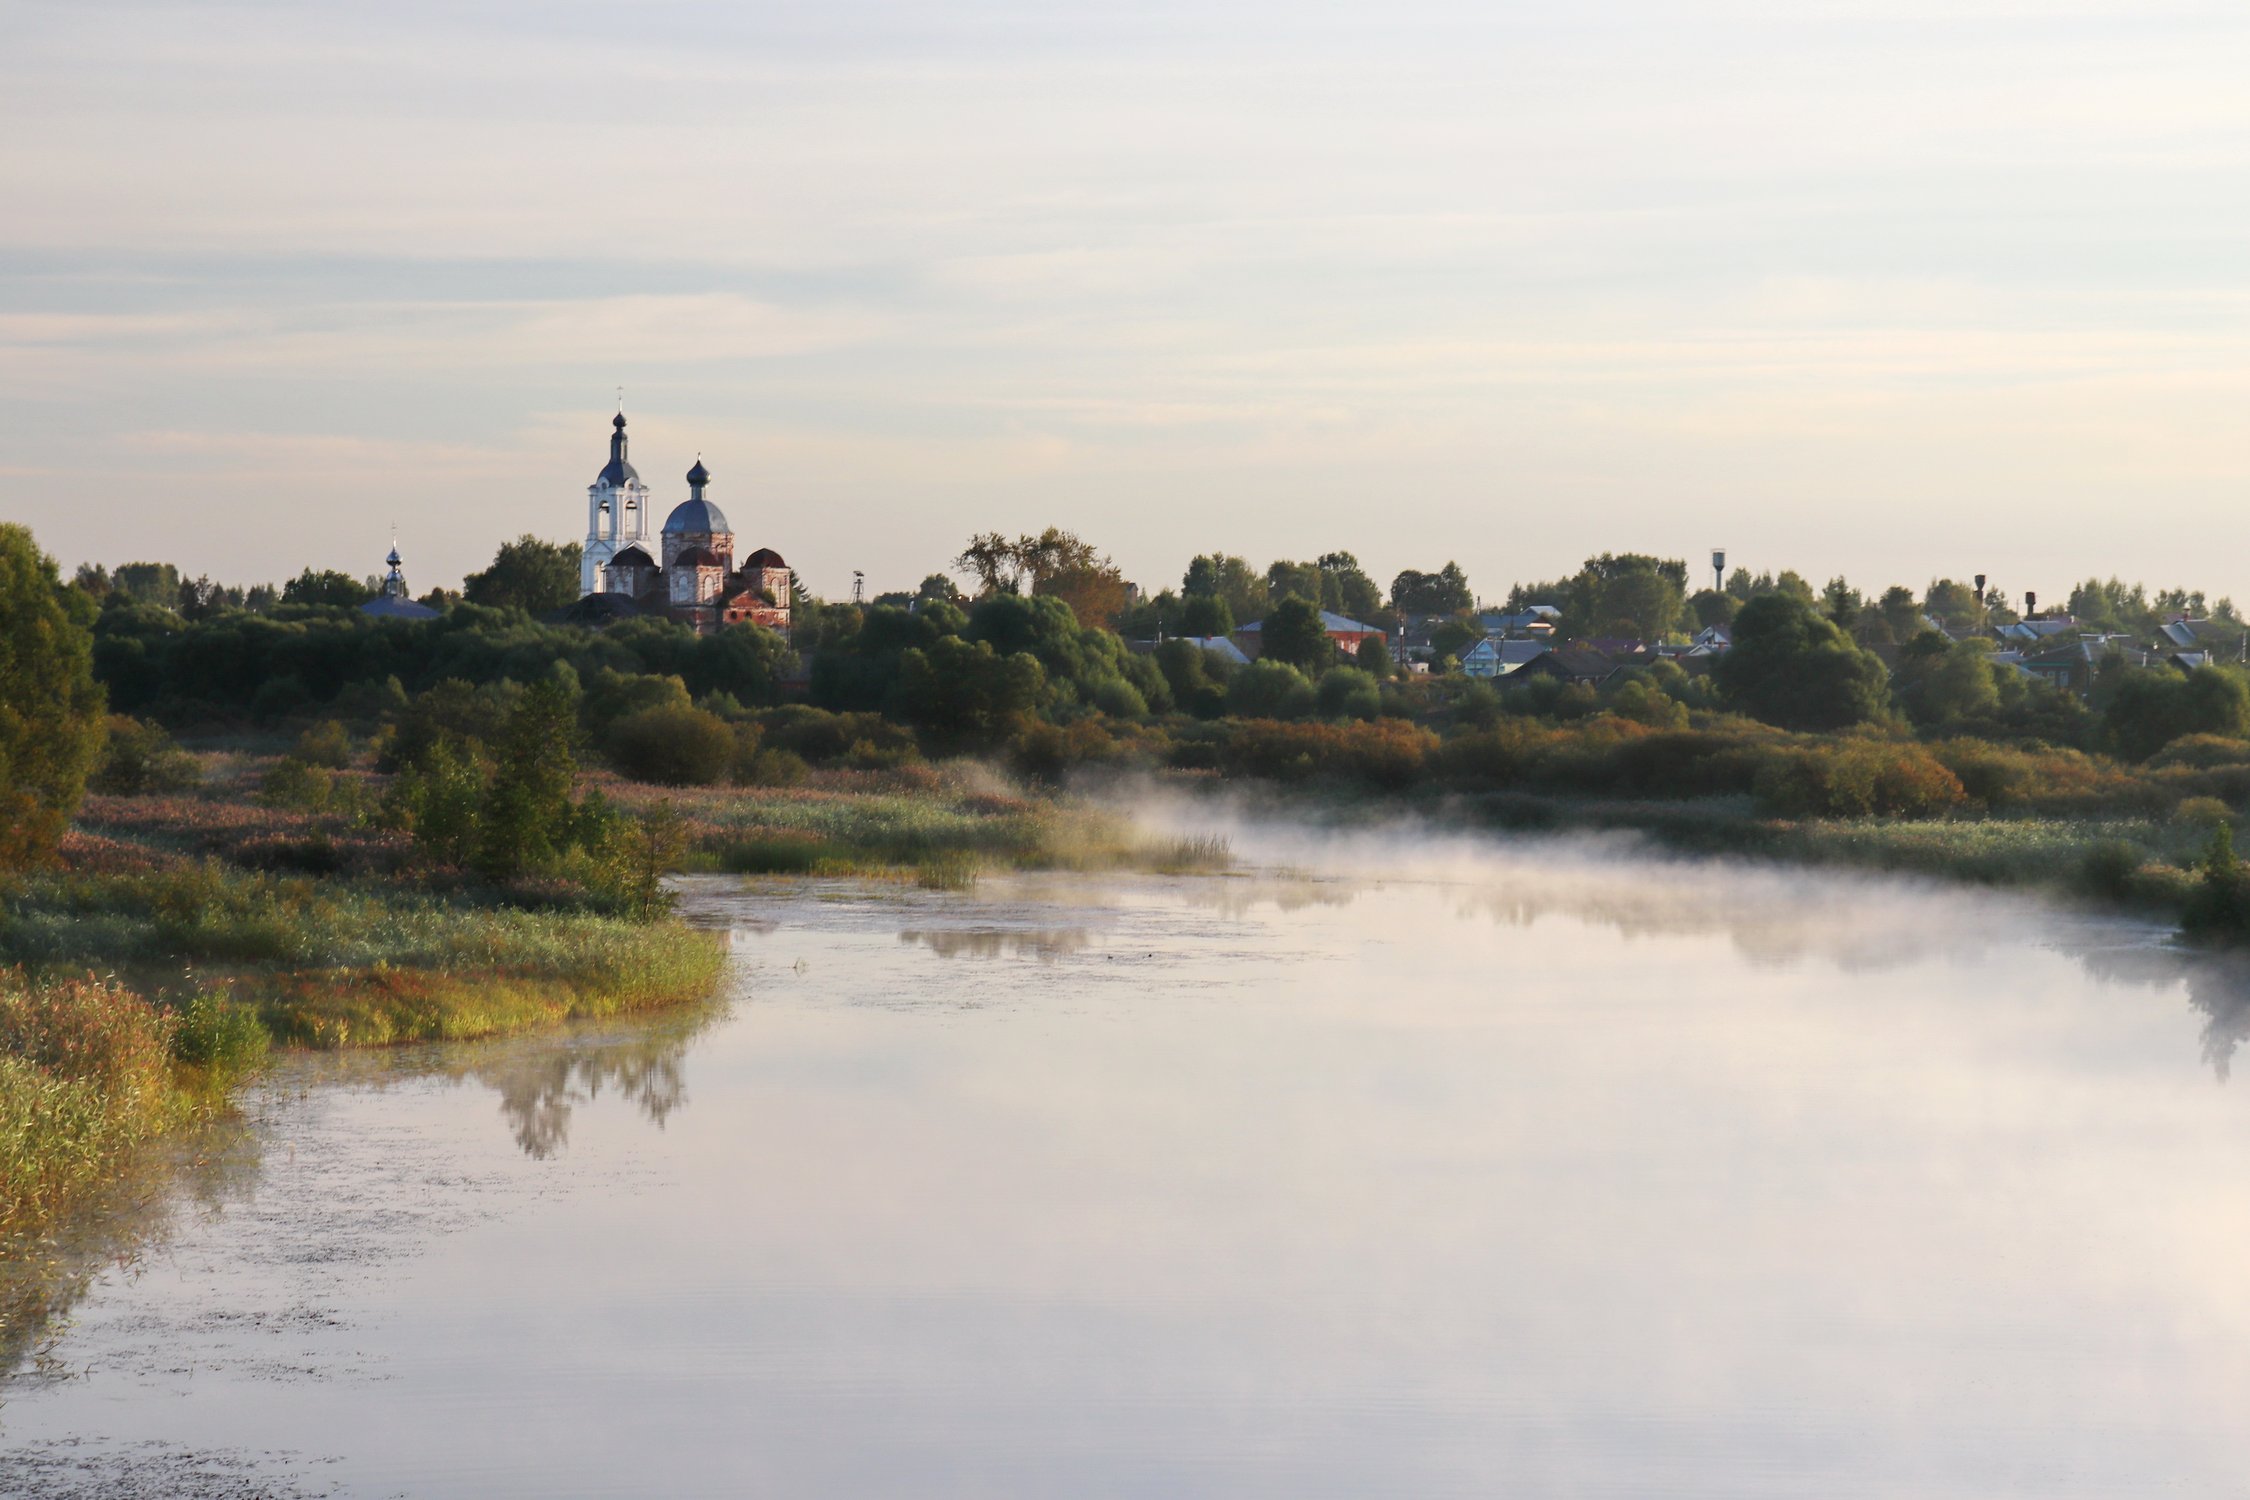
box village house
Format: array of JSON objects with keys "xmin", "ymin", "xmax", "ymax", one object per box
[{"xmin": 1232, "ymin": 609, "xmax": 1386, "ymax": 662}]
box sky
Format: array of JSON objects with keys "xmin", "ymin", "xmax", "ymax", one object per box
[{"xmin": 4, "ymin": 0, "xmax": 2248, "ymax": 606}]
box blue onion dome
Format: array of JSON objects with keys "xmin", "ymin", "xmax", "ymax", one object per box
[
  {"xmin": 597, "ymin": 411, "xmax": 639, "ymax": 486},
  {"xmin": 663, "ymin": 497, "xmax": 731, "ymax": 534},
  {"xmin": 686, "ymin": 457, "xmax": 710, "ymax": 487}
]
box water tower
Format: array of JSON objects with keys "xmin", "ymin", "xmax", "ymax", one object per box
[{"xmin": 1711, "ymin": 548, "xmax": 1726, "ymax": 595}]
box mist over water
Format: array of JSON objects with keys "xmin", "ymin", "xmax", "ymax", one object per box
[{"xmin": 7, "ymin": 812, "xmax": 2250, "ymax": 1497}]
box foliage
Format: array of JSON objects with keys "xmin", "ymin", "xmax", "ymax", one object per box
[
  {"xmin": 1714, "ymin": 592, "xmax": 1890, "ymax": 730},
  {"xmin": 1259, "ymin": 597, "xmax": 1332, "ymax": 673},
  {"xmin": 2102, "ymin": 664, "xmax": 2250, "ymax": 762},
  {"xmin": 90, "ymin": 716, "xmax": 201, "ymax": 796},
  {"xmin": 281, "ymin": 567, "xmax": 374, "ymax": 608},
  {"xmin": 475, "ymin": 678, "xmax": 582, "ymax": 880},
  {"xmin": 463, "ymin": 535, "xmax": 583, "ymax": 614},
  {"xmin": 1229, "ymin": 660, "xmax": 1316, "ymax": 719},
  {"xmin": 1317, "ymin": 666, "xmax": 1382, "ymax": 720},
  {"xmin": 1391, "ymin": 563, "xmax": 1474, "ymax": 616},
  {"xmin": 605, "ymin": 704, "xmax": 739, "ymax": 786},
  {"xmin": 1180, "ymin": 593, "xmax": 1234, "ymax": 637},
  {"xmin": 0, "ymin": 525, "xmax": 108, "ymax": 868},
  {"xmin": 1891, "ymin": 633, "xmax": 2001, "ymax": 728},
  {"xmin": 2183, "ymin": 823, "xmax": 2250, "ymax": 945},
  {"xmin": 1183, "ymin": 553, "xmax": 1271, "ymax": 624},
  {"xmin": 0, "ymin": 973, "xmax": 182, "ymax": 1235}
]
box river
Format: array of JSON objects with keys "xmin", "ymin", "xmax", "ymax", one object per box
[{"xmin": 6, "ymin": 819, "xmax": 2250, "ymax": 1497}]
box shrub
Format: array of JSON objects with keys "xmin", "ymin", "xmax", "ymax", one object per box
[
  {"xmin": 170, "ymin": 992, "xmax": 271, "ymax": 1088},
  {"xmin": 1753, "ymin": 740, "xmax": 1966, "ymax": 819},
  {"xmin": 734, "ymin": 747, "xmax": 810, "ymax": 788},
  {"xmin": 292, "ymin": 719, "xmax": 354, "ymax": 769},
  {"xmin": 1229, "ymin": 660, "xmax": 1315, "ymax": 720},
  {"xmin": 2150, "ymin": 734, "xmax": 2250, "ymax": 772},
  {"xmin": 1219, "ymin": 719, "xmax": 1436, "ymax": 788},
  {"xmin": 2183, "ymin": 823, "xmax": 2250, "ymax": 944},
  {"xmin": 606, "ymin": 704, "xmax": 737, "ymax": 786},
  {"xmin": 1090, "ymin": 676, "xmax": 1150, "ymax": 719},
  {"xmin": 259, "ymin": 755, "xmax": 336, "ymax": 812},
  {"xmin": 2174, "ymin": 796, "xmax": 2235, "ymax": 830},
  {"xmin": 91, "ymin": 716, "xmax": 201, "ymax": 795},
  {"xmin": 1317, "ymin": 667, "xmax": 1381, "ymax": 721}
]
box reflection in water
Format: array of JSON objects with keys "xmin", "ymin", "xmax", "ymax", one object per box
[
  {"xmin": 0, "ymin": 1001, "xmax": 723, "ymax": 1376},
  {"xmin": 462, "ymin": 1013, "xmax": 707, "ymax": 1160},
  {"xmin": 2086, "ymin": 946, "xmax": 2250, "ymax": 1081},
  {"xmin": 901, "ymin": 926, "xmax": 1093, "ymax": 962},
  {"xmin": 0, "ymin": 1110, "xmax": 261, "ymax": 1380}
]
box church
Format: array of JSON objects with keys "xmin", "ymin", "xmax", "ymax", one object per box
[{"xmin": 568, "ymin": 412, "xmax": 793, "ymax": 636}]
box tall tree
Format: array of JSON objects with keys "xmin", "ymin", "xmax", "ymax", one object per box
[
  {"xmin": 1713, "ymin": 592, "xmax": 1890, "ymax": 730},
  {"xmin": 1259, "ymin": 597, "xmax": 1333, "ymax": 673},
  {"xmin": 1184, "ymin": 554, "xmax": 1270, "ymax": 624},
  {"xmin": 281, "ymin": 567, "xmax": 373, "ymax": 608},
  {"xmin": 463, "ymin": 536, "xmax": 582, "ymax": 614},
  {"xmin": 0, "ymin": 525, "xmax": 107, "ymax": 868},
  {"xmin": 1392, "ymin": 563, "xmax": 1474, "ymax": 616},
  {"xmin": 475, "ymin": 677, "xmax": 581, "ymax": 880}
]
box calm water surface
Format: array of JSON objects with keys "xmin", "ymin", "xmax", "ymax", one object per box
[{"xmin": 7, "ymin": 826, "xmax": 2250, "ymax": 1497}]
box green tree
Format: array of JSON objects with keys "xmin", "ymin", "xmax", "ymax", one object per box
[
  {"xmin": 1259, "ymin": 597, "xmax": 1332, "ymax": 672},
  {"xmin": 1579, "ymin": 553, "xmax": 1687, "ymax": 640},
  {"xmin": 1229, "ymin": 659, "xmax": 1316, "ymax": 719},
  {"xmin": 0, "ymin": 526, "xmax": 107, "ymax": 868},
  {"xmin": 1354, "ymin": 634, "xmax": 1392, "ymax": 678},
  {"xmin": 1317, "ymin": 666, "xmax": 1381, "ymax": 720},
  {"xmin": 1183, "ymin": 554, "xmax": 1270, "ymax": 623},
  {"xmin": 1687, "ymin": 588, "xmax": 1736, "ymax": 629},
  {"xmin": 475, "ymin": 678, "xmax": 581, "ymax": 880},
  {"xmin": 1713, "ymin": 592, "xmax": 1891, "ymax": 730},
  {"xmin": 889, "ymin": 636, "xmax": 1048, "ymax": 737},
  {"xmin": 111, "ymin": 561, "xmax": 182, "ymax": 606},
  {"xmin": 386, "ymin": 734, "xmax": 488, "ymax": 866},
  {"xmin": 1923, "ymin": 578, "xmax": 1986, "ymax": 631},
  {"xmin": 463, "ymin": 536, "xmax": 582, "ymax": 614},
  {"xmin": 1265, "ymin": 559, "xmax": 1323, "ymax": 606},
  {"xmin": 1892, "ymin": 633, "xmax": 2001, "ymax": 727},
  {"xmin": 1315, "ymin": 553, "xmax": 1385, "ymax": 621},
  {"xmin": 605, "ymin": 704, "xmax": 737, "ymax": 786},
  {"xmin": 1180, "ymin": 594, "xmax": 1235, "ymax": 637},
  {"xmin": 281, "ymin": 567, "xmax": 374, "ymax": 608},
  {"xmin": 1392, "ymin": 563, "xmax": 1474, "ymax": 616},
  {"xmin": 2102, "ymin": 664, "xmax": 2250, "ymax": 762},
  {"xmin": 1878, "ymin": 586, "xmax": 1923, "ymax": 642}
]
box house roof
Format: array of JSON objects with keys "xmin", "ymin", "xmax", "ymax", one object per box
[
  {"xmin": 1178, "ymin": 635, "xmax": 1251, "ymax": 665},
  {"xmin": 1237, "ymin": 609, "xmax": 1382, "ymax": 635},
  {"xmin": 358, "ymin": 595, "xmax": 440, "ymax": 621}
]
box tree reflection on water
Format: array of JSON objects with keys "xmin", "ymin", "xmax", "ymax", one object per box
[
  {"xmin": 0, "ymin": 1109, "xmax": 261, "ymax": 1381},
  {"xmin": 0, "ymin": 1000, "xmax": 723, "ymax": 1378},
  {"xmin": 462, "ymin": 1010, "xmax": 708, "ymax": 1160}
]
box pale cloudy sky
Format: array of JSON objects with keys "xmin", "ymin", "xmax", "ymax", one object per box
[{"xmin": 4, "ymin": 1, "xmax": 2247, "ymax": 604}]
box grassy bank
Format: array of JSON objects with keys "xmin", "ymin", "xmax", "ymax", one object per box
[
  {"xmin": 600, "ymin": 763, "xmax": 1230, "ymax": 883},
  {"xmin": 0, "ymin": 971, "xmax": 263, "ymax": 1245}
]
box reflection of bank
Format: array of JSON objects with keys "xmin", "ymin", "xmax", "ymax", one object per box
[
  {"xmin": 2085, "ymin": 946, "xmax": 2250, "ymax": 1082},
  {"xmin": 457, "ymin": 1006, "xmax": 721, "ymax": 1161},
  {"xmin": 0, "ymin": 1109, "xmax": 261, "ymax": 1379}
]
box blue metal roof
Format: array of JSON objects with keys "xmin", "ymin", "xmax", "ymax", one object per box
[{"xmin": 663, "ymin": 497, "xmax": 731, "ymax": 535}]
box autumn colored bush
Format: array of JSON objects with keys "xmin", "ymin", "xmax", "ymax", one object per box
[{"xmin": 1753, "ymin": 740, "xmax": 1966, "ymax": 819}]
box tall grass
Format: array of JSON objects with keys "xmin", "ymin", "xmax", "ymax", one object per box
[{"xmin": 0, "ymin": 974, "xmax": 190, "ymax": 1239}]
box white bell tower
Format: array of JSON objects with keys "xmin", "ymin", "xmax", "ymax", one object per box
[{"xmin": 582, "ymin": 410, "xmax": 652, "ymax": 596}]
